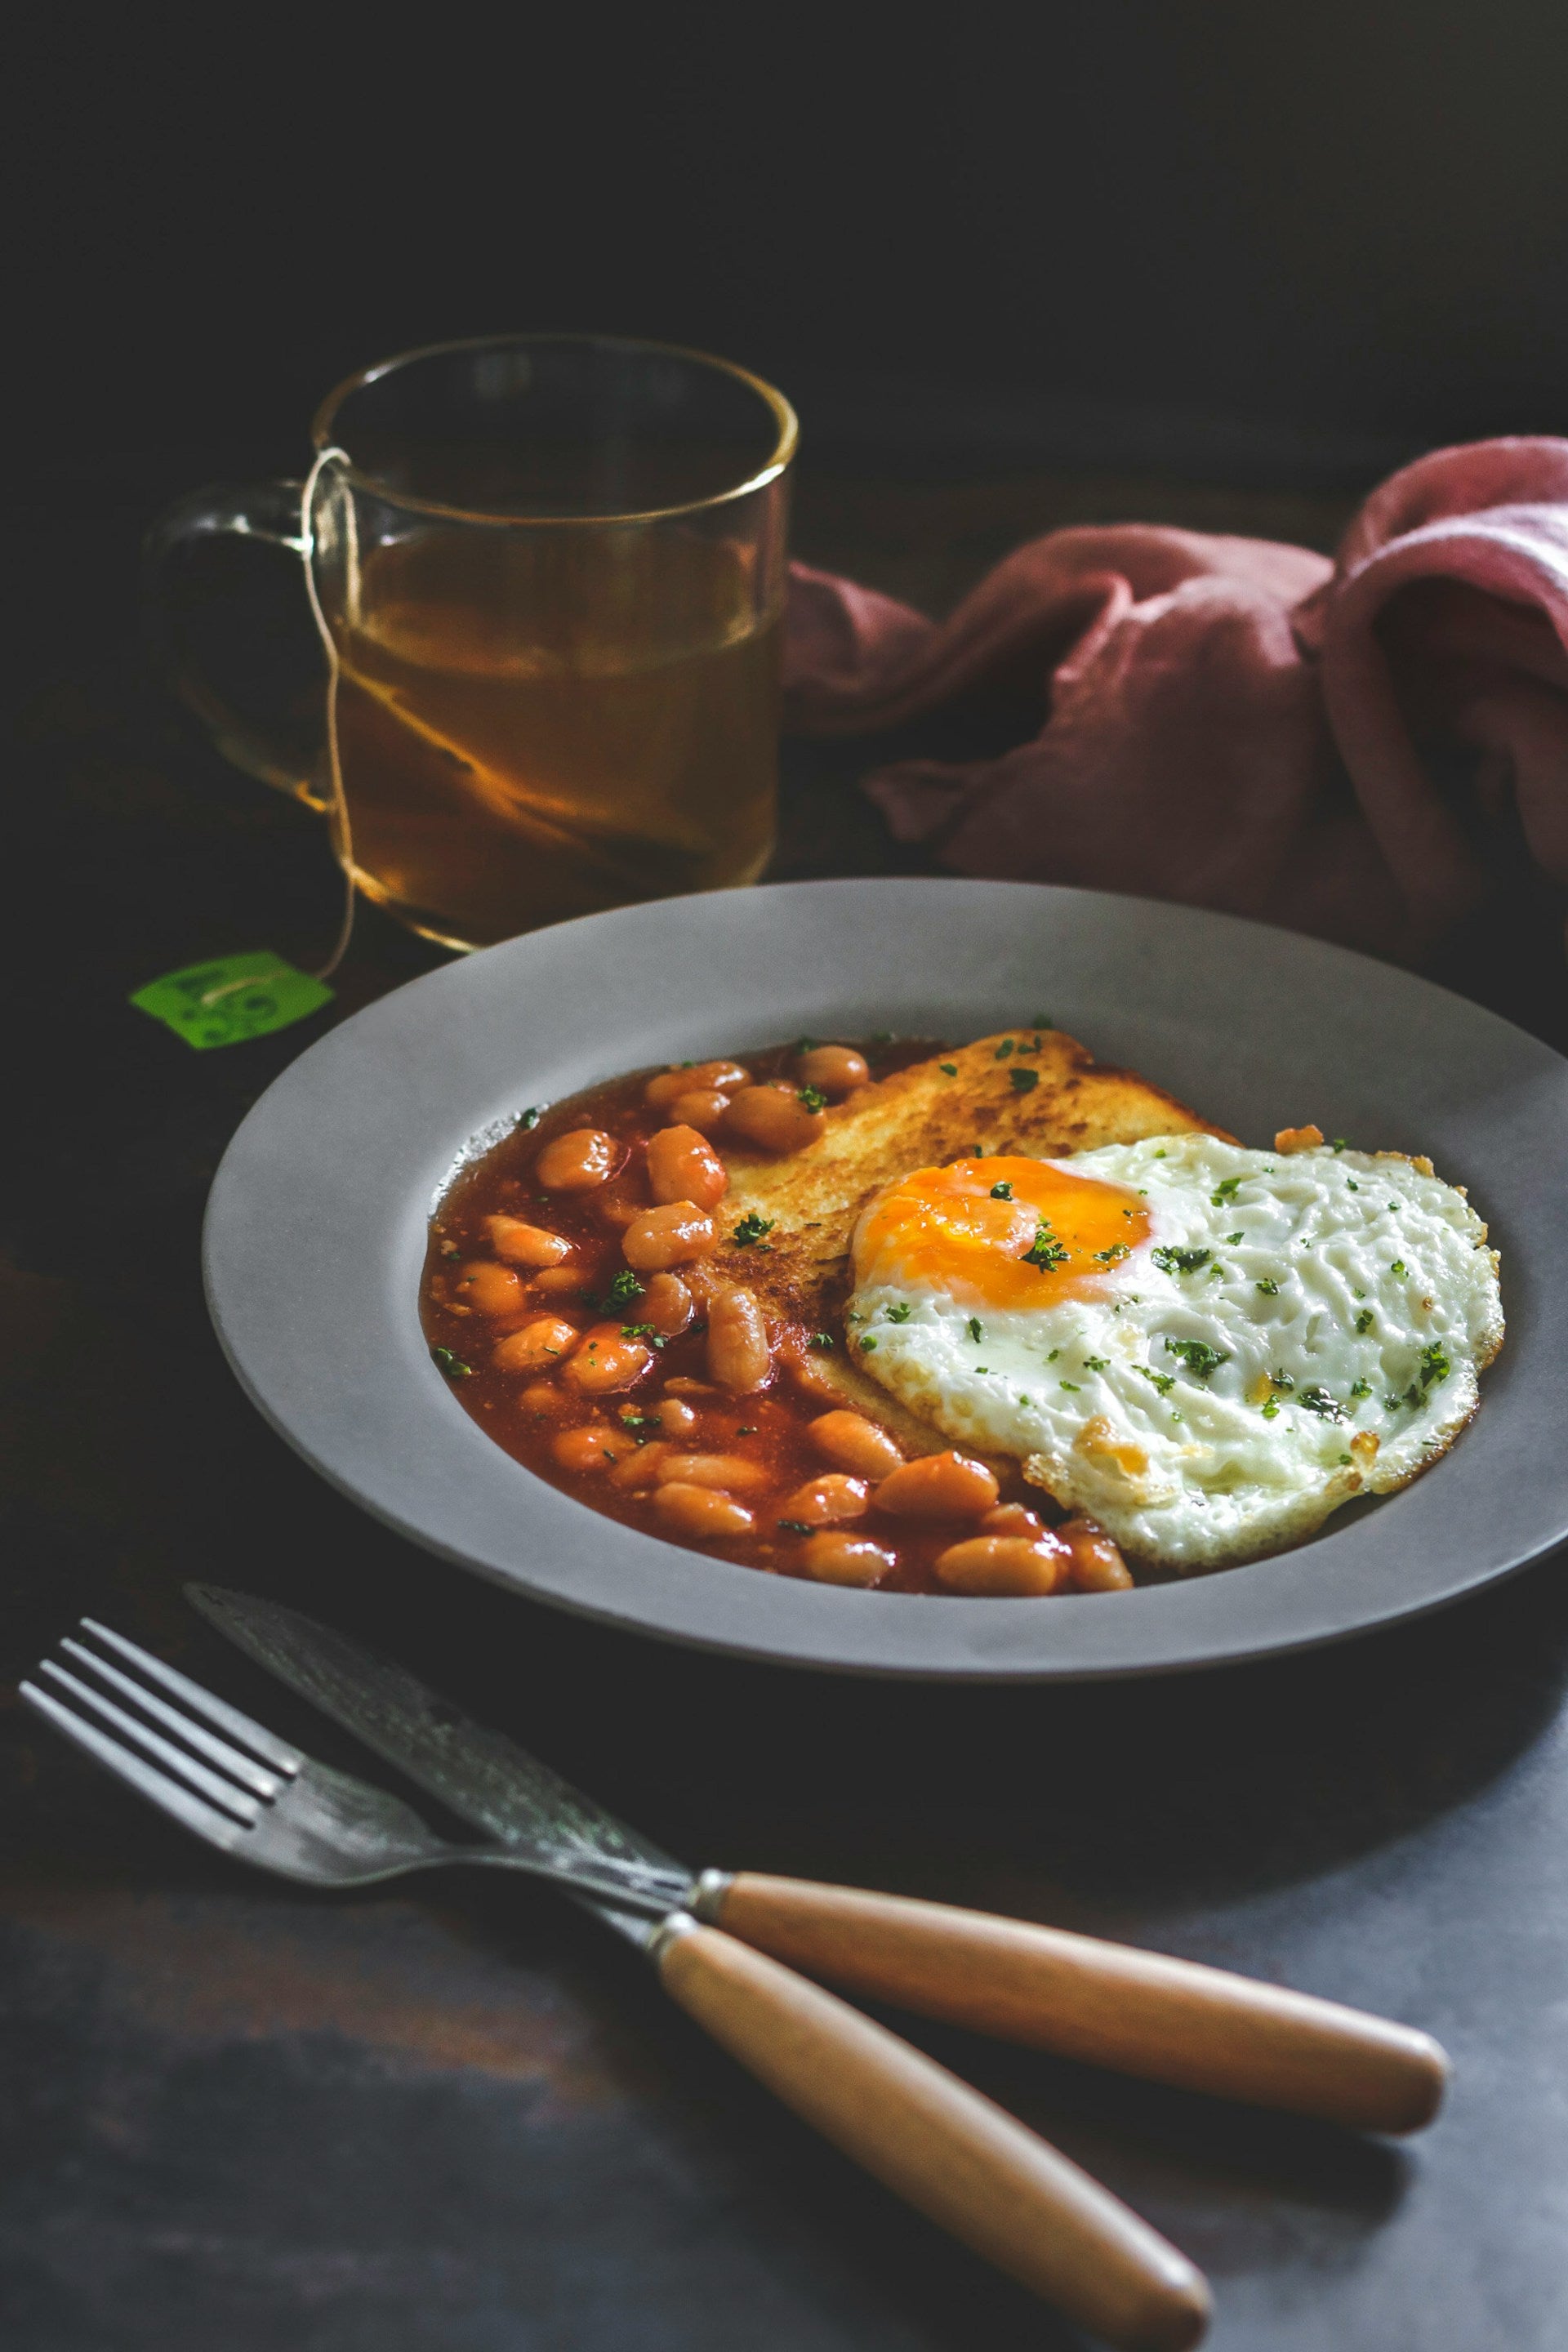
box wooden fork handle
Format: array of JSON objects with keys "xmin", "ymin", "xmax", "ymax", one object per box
[
  {"xmin": 700, "ymin": 1874, "xmax": 1447, "ymax": 2136},
  {"xmin": 657, "ymin": 1921, "xmax": 1209, "ymax": 2351}
]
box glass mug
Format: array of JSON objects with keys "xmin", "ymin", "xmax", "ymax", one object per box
[{"xmin": 146, "ymin": 334, "xmax": 797, "ymax": 949}]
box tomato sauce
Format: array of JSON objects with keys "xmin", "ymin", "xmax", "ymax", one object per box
[{"xmin": 419, "ymin": 1037, "xmax": 1130, "ymax": 1597}]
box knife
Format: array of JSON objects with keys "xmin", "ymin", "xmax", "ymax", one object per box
[{"xmin": 185, "ymin": 1582, "xmax": 1447, "ymax": 2147}]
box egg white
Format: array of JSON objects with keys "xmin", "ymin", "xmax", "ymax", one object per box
[{"xmin": 849, "ymin": 1133, "xmax": 1503, "ymax": 1570}]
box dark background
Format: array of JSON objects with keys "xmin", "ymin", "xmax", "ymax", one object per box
[
  {"xmin": 6, "ymin": 14, "xmax": 1568, "ymax": 2351},
  {"xmin": 16, "ymin": 1, "xmax": 1568, "ymax": 485}
]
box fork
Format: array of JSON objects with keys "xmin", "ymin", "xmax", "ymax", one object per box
[
  {"xmin": 22, "ymin": 1617, "xmax": 1214, "ymax": 2352},
  {"xmin": 20, "ymin": 1620, "xmax": 688, "ymax": 1914}
]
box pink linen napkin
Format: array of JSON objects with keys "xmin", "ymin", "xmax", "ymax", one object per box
[{"xmin": 782, "ymin": 439, "xmax": 1568, "ymax": 968}]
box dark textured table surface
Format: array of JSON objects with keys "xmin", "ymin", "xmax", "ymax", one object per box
[{"xmin": 3, "ymin": 442, "xmax": 1566, "ymax": 2352}]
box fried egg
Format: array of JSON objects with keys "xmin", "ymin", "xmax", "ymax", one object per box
[{"xmin": 848, "ymin": 1133, "xmax": 1503, "ymax": 1570}]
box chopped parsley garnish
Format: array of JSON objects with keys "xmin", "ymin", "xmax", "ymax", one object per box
[
  {"xmin": 430, "ymin": 1346, "xmax": 472, "ymax": 1380},
  {"xmin": 1271, "ymin": 1368, "xmax": 1295, "ymax": 1391},
  {"xmin": 1153, "ymin": 1245, "xmax": 1211, "ymax": 1276},
  {"xmin": 620, "ymin": 1323, "xmax": 665, "ymax": 1348},
  {"xmin": 1225, "ymin": 1231, "xmax": 1244, "ymax": 1245},
  {"xmin": 1390, "ymin": 1258, "xmax": 1408, "ymax": 1276},
  {"xmin": 990, "ymin": 1180, "xmax": 1014, "ymax": 1200},
  {"xmin": 795, "ymin": 1036, "xmax": 818, "ymax": 1053},
  {"xmin": 617, "ymin": 1408, "xmax": 657, "ymax": 1441},
  {"xmin": 1136, "ymin": 1366, "xmax": 1176, "ymax": 1396},
  {"xmin": 1332, "ymin": 1138, "xmax": 1347, "ymax": 1152},
  {"xmin": 1347, "ymin": 1180, "xmax": 1360, "ymax": 1192},
  {"xmin": 737, "ymin": 1427, "xmax": 757, "ymax": 1436},
  {"xmin": 1255, "ymin": 1277, "xmax": 1280, "ymax": 1296},
  {"xmin": 1083, "ymin": 1356, "xmax": 1107, "ymax": 1373},
  {"xmin": 1349, "ymin": 1379, "xmax": 1372, "ymax": 1399},
  {"xmin": 1009, "ymin": 1067, "xmax": 1040, "ymax": 1094},
  {"xmin": 968, "ymin": 1316, "xmax": 983, "ymax": 1343},
  {"xmin": 1059, "ymin": 1381, "xmax": 1080, "ymax": 1392},
  {"xmin": 940, "ymin": 1062, "xmax": 958, "ymax": 1076},
  {"xmin": 1388, "ymin": 1204, "xmax": 1400, "ymax": 1214},
  {"xmin": 732, "ymin": 1210, "xmax": 775, "ymax": 1247},
  {"xmin": 995, "ymin": 1039, "xmax": 1015, "ymax": 1059},
  {"xmin": 1338, "ymin": 1452, "xmax": 1353, "ymax": 1466},
  {"xmin": 1153, "ymin": 1149, "xmax": 1167, "ymax": 1160},
  {"xmin": 1261, "ymin": 1396, "xmax": 1280, "ymax": 1419},
  {"xmin": 860, "ymin": 1335, "xmax": 878, "ymax": 1352},
  {"xmin": 1163, "ymin": 1337, "xmax": 1230, "ymax": 1379},
  {"xmin": 1046, "ymin": 1348, "xmax": 1060, "ymax": 1362},
  {"xmin": 808, "ymin": 1331, "xmax": 835, "ymax": 1350},
  {"xmin": 885, "ymin": 1302, "xmax": 911, "ymax": 1323},
  {"xmin": 1094, "ymin": 1242, "xmax": 1131, "ymax": 1264},
  {"xmin": 1383, "ymin": 1393, "xmax": 1406, "ymax": 1413},
  {"xmin": 1299, "ymin": 1385, "xmax": 1348, "ymax": 1421},
  {"xmin": 519, "ymin": 1107, "xmax": 541, "ymax": 1130},
  {"xmin": 777, "ymin": 1519, "xmax": 814, "ymax": 1535},
  {"xmin": 976, "ymin": 1366, "xmax": 989, "ymax": 1374},
  {"xmin": 599, "ymin": 1268, "xmax": 645, "ymax": 1312},
  {"xmin": 1210, "ymin": 1176, "xmax": 1243, "ymax": 1205},
  {"xmin": 1419, "ymin": 1341, "xmax": 1450, "ymax": 1388},
  {"xmin": 796, "ymin": 1084, "xmax": 828, "ymax": 1113},
  {"xmin": 1355, "ymin": 1308, "xmax": 1374, "ymax": 1334},
  {"xmin": 1023, "ymin": 1224, "xmax": 1068, "ymax": 1270}
]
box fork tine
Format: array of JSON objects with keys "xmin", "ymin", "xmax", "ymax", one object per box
[
  {"xmin": 80, "ymin": 1619, "xmax": 301, "ymax": 1772},
  {"xmin": 60, "ymin": 1637, "xmax": 286, "ymax": 1800},
  {"xmin": 38, "ymin": 1662, "xmax": 261, "ymax": 1824},
  {"xmin": 20, "ymin": 1682, "xmax": 252, "ymax": 1853}
]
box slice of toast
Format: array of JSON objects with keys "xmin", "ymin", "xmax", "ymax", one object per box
[{"xmin": 702, "ymin": 1027, "xmax": 1226, "ymax": 1442}]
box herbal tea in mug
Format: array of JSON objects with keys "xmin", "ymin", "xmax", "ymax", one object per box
[{"xmin": 147, "ymin": 336, "xmax": 795, "ymax": 949}]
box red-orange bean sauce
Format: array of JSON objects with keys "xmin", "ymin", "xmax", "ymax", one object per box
[{"xmin": 420, "ymin": 1038, "xmax": 1129, "ymax": 1596}]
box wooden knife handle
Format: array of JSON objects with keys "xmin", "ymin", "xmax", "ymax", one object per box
[
  {"xmin": 657, "ymin": 1920, "xmax": 1209, "ymax": 2351},
  {"xmin": 702, "ymin": 1874, "xmax": 1446, "ymax": 2136}
]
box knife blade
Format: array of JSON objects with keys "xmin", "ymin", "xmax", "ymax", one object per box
[{"xmin": 185, "ymin": 1583, "xmax": 695, "ymax": 1941}]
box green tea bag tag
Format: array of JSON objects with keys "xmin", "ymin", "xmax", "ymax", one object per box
[{"xmin": 130, "ymin": 951, "xmax": 333, "ymax": 1050}]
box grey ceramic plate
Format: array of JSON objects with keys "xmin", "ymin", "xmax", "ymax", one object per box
[{"xmin": 203, "ymin": 879, "xmax": 1568, "ymax": 1680}]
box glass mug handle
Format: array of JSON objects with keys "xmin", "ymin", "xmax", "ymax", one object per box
[{"xmin": 142, "ymin": 478, "xmax": 332, "ymax": 813}]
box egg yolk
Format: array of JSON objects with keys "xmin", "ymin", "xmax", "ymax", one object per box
[{"xmin": 855, "ymin": 1157, "xmax": 1152, "ymax": 1309}]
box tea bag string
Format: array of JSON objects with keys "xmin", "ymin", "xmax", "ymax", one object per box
[
  {"xmin": 194, "ymin": 444, "xmax": 357, "ymax": 1013},
  {"xmin": 298, "ymin": 443, "xmax": 356, "ymax": 984}
]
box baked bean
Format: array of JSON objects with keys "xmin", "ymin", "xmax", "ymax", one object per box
[
  {"xmin": 644, "ymin": 1060, "xmax": 750, "ymax": 1111},
  {"xmin": 622, "ymin": 1200, "xmax": 717, "ymax": 1272},
  {"xmin": 535, "ymin": 1128, "xmax": 621, "ymax": 1192},
  {"xmin": 933, "ymin": 1535, "xmax": 1069, "ymax": 1595},
  {"xmin": 724, "ymin": 1083, "xmax": 826, "ymax": 1154},
  {"xmin": 782, "ymin": 1338, "xmax": 844, "ymax": 1401},
  {"xmin": 796, "ymin": 1045, "xmax": 870, "ymax": 1098},
  {"xmin": 665, "ymin": 1375, "xmax": 717, "ymax": 1396},
  {"xmin": 800, "ymin": 1532, "xmax": 895, "ymax": 1587},
  {"xmin": 810, "ymin": 1410, "xmax": 904, "ymax": 1481},
  {"xmin": 657, "ymin": 1452, "xmax": 770, "ymax": 1494},
  {"xmin": 532, "ymin": 1265, "xmax": 585, "ymax": 1295},
  {"xmin": 610, "ymin": 1440, "xmax": 668, "ymax": 1490},
  {"xmin": 553, "ymin": 1423, "xmax": 634, "ymax": 1473},
  {"xmin": 653, "ymin": 1481, "xmax": 755, "ymax": 1539},
  {"xmin": 520, "ymin": 1379, "xmax": 569, "ymax": 1415},
  {"xmin": 456, "ymin": 1260, "xmax": 528, "ymax": 1318},
  {"xmin": 564, "ymin": 1323, "xmax": 653, "ymax": 1395},
  {"xmin": 982, "ymin": 1503, "xmax": 1049, "ymax": 1539},
  {"xmin": 592, "ymin": 1191, "xmax": 643, "ymax": 1231},
  {"xmin": 492, "ymin": 1316, "xmax": 578, "ymax": 1373},
  {"xmin": 706, "ymin": 1285, "xmax": 773, "ymax": 1392},
  {"xmin": 874, "ymin": 1450, "xmax": 1000, "ymax": 1520},
  {"xmin": 646, "ymin": 1125, "xmax": 728, "ymax": 1210},
  {"xmin": 484, "ymin": 1214, "xmax": 570, "ymax": 1267},
  {"xmin": 641, "ymin": 1272, "xmax": 695, "ymax": 1337},
  {"xmin": 1060, "ymin": 1517, "xmax": 1136, "ymax": 1592},
  {"xmin": 668, "ymin": 1088, "xmax": 732, "ymax": 1134},
  {"xmin": 653, "ymin": 1394, "xmax": 699, "ymax": 1437},
  {"xmin": 779, "ymin": 1474, "xmax": 870, "ymax": 1525}
]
